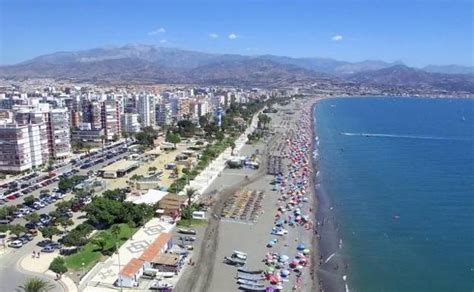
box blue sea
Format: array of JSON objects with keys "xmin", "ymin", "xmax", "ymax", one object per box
[{"xmin": 314, "ymin": 97, "xmax": 474, "ymax": 292}]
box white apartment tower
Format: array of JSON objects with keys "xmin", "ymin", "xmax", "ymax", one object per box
[{"xmin": 137, "ymin": 94, "xmax": 156, "ymax": 127}]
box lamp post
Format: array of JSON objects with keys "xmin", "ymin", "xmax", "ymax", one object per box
[{"xmin": 116, "ymin": 241, "xmax": 123, "ymax": 292}]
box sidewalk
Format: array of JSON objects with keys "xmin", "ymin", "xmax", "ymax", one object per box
[
  {"xmin": 82, "ymin": 218, "xmax": 174, "ymax": 291},
  {"xmin": 19, "ymin": 251, "xmax": 78, "ymax": 292}
]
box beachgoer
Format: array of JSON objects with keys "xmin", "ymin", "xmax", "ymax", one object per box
[
  {"xmin": 32, "ymin": 251, "xmax": 36, "ymax": 258},
  {"xmin": 37, "ymin": 252, "xmax": 40, "ymax": 258}
]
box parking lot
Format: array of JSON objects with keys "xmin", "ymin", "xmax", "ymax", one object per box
[{"xmin": 0, "ymin": 141, "xmax": 132, "ymax": 251}]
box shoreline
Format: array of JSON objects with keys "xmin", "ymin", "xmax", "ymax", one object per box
[{"xmin": 311, "ymin": 98, "xmax": 348, "ymax": 292}]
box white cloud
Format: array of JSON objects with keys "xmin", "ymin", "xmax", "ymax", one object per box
[
  {"xmin": 331, "ymin": 35, "xmax": 343, "ymax": 41},
  {"xmin": 148, "ymin": 27, "xmax": 166, "ymax": 35},
  {"xmin": 228, "ymin": 33, "xmax": 238, "ymax": 40},
  {"xmin": 160, "ymin": 39, "xmax": 167, "ymax": 44},
  {"xmin": 209, "ymin": 33, "xmax": 219, "ymax": 39}
]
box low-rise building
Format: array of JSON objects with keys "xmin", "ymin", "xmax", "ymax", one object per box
[{"xmin": 117, "ymin": 258, "xmax": 144, "ymax": 288}]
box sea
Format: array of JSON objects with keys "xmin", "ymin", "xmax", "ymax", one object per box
[{"xmin": 313, "ymin": 97, "xmax": 474, "ymax": 292}]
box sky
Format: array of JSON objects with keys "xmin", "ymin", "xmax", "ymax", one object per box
[{"xmin": 0, "ymin": 0, "xmax": 472, "ymax": 67}]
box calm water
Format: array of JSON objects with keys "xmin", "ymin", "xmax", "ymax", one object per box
[{"xmin": 314, "ymin": 97, "xmax": 474, "ymax": 292}]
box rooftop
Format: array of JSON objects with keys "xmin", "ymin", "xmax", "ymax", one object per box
[
  {"xmin": 101, "ymin": 159, "xmax": 139, "ymax": 172},
  {"xmin": 152, "ymin": 253, "xmax": 180, "ymax": 266},
  {"xmin": 119, "ymin": 258, "xmax": 144, "ymax": 278},
  {"xmin": 139, "ymin": 232, "xmax": 172, "ymax": 262}
]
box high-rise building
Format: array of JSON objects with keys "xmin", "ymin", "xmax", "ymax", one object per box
[
  {"xmin": 137, "ymin": 94, "xmax": 156, "ymax": 127},
  {"xmin": 178, "ymin": 98, "xmax": 190, "ymax": 119},
  {"xmin": 0, "ymin": 123, "xmax": 47, "ymax": 172},
  {"xmin": 155, "ymin": 103, "xmax": 172, "ymax": 126},
  {"xmin": 121, "ymin": 113, "xmax": 140, "ymax": 133},
  {"xmin": 82, "ymin": 101, "xmax": 102, "ymax": 130},
  {"xmin": 101, "ymin": 100, "xmax": 121, "ymax": 140},
  {"xmin": 47, "ymin": 108, "xmax": 71, "ymax": 159}
]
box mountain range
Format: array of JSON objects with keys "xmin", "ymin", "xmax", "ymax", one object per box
[{"xmin": 0, "ymin": 44, "xmax": 473, "ymax": 91}]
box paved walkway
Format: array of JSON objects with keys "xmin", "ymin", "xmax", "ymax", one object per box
[
  {"xmin": 20, "ymin": 251, "xmax": 78, "ymax": 292},
  {"xmin": 82, "ymin": 218, "xmax": 174, "ymax": 291}
]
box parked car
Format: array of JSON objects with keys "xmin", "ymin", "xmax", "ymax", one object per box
[
  {"xmin": 9, "ymin": 240, "xmax": 23, "ymax": 248},
  {"xmin": 41, "ymin": 245, "xmax": 55, "ymax": 253},
  {"xmin": 60, "ymin": 246, "xmax": 79, "ymax": 255},
  {"xmin": 37, "ymin": 239, "xmax": 53, "ymax": 247}
]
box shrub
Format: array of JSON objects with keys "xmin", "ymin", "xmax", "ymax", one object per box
[{"xmin": 49, "ymin": 257, "xmax": 68, "ymax": 274}]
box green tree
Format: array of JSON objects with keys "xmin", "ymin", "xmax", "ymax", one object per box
[
  {"xmin": 185, "ymin": 188, "xmax": 197, "ymax": 208},
  {"xmin": 49, "ymin": 257, "xmax": 68, "ymax": 275},
  {"xmin": 56, "ymin": 217, "xmax": 74, "ymax": 232},
  {"xmin": 216, "ymin": 131, "xmax": 225, "ymax": 141},
  {"xmin": 46, "ymin": 159, "xmax": 54, "ymax": 172},
  {"xmin": 55, "ymin": 200, "xmax": 73, "ymax": 212},
  {"xmin": 85, "ymin": 197, "xmax": 123, "ymax": 227},
  {"xmin": 0, "ymin": 206, "xmax": 9, "ymax": 219},
  {"xmin": 25, "ymin": 212, "xmax": 40, "ymax": 224},
  {"xmin": 41, "ymin": 226, "xmax": 59, "ymax": 240},
  {"xmin": 23, "ymin": 195, "xmax": 35, "ymax": 205},
  {"xmin": 91, "ymin": 237, "xmax": 107, "ymax": 252},
  {"xmin": 16, "ymin": 277, "xmax": 54, "ymax": 292},
  {"xmin": 10, "ymin": 224, "xmax": 27, "ymax": 238},
  {"xmin": 111, "ymin": 224, "xmax": 121, "ymax": 251},
  {"xmin": 166, "ymin": 132, "xmax": 181, "ymax": 148}
]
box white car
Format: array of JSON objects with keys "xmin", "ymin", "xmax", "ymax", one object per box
[
  {"xmin": 53, "ymin": 193, "xmax": 66, "ymax": 199},
  {"xmin": 9, "ymin": 240, "xmax": 23, "ymax": 248}
]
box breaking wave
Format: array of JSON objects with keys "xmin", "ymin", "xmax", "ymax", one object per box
[{"xmin": 340, "ymin": 132, "xmax": 472, "ymax": 141}]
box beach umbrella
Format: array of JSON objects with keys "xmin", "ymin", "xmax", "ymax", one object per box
[
  {"xmin": 303, "ymin": 248, "xmax": 311, "ymax": 255},
  {"xmin": 294, "ymin": 265, "xmax": 303, "ymax": 271},
  {"xmin": 279, "ymin": 255, "xmax": 289, "ymax": 262},
  {"xmin": 266, "ymin": 287, "xmax": 274, "ymax": 292},
  {"xmin": 266, "ymin": 267, "xmax": 275, "ymax": 273},
  {"xmin": 296, "ymin": 253, "xmax": 304, "ymax": 258},
  {"xmin": 280, "ymin": 269, "xmax": 290, "ymax": 277},
  {"xmin": 297, "ymin": 243, "xmax": 305, "ymax": 250}
]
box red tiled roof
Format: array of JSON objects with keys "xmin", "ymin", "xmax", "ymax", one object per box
[
  {"xmin": 139, "ymin": 232, "xmax": 172, "ymax": 262},
  {"xmin": 119, "ymin": 258, "xmax": 144, "ymax": 278}
]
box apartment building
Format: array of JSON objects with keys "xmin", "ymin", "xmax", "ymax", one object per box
[
  {"xmin": 101, "ymin": 100, "xmax": 121, "ymax": 140},
  {"xmin": 137, "ymin": 94, "xmax": 156, "ymax": 127},
  {"xmin": 0, "ymin": 123, "xmax": 46, "ymax": 172},
  {"xmin": 155, "ymin": 103, "xmax": 172, "ymax": 126},
  {"xmin": 121, "ymin": 113, "xmax": 140, "ymax": 133}
]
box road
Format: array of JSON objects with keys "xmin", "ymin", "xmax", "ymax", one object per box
[{"xmin": 0, "ymin": 235, "xmax": 64, "ymax": 292}]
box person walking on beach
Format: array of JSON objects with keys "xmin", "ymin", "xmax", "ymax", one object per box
[{"xmin": 32, "ymin": 251, "xmax": 36, "ymax": 258}]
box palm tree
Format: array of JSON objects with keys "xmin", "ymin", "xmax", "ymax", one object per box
[
  {"xmin": 185, "ymin": 188, "xmax": 197, "ymax": 207},
  {"xmin": 91, "ymin": 237, "xmax": 107, "ymax": 252},
  {"xmin": 16, "ymin": 277, "xmax": 54, "ymax": 292},
  {"xmin": 100, "ymin": 134, "xmax": 106, "ymax": 152},
  {"xmin": 111, "ymin": 225, "xmax": 122, "ymax": 246}
]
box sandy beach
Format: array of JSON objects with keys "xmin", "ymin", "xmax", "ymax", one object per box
[{"xmin": 176, "ymin": 97, "xmax": 333, "ymax": 292}]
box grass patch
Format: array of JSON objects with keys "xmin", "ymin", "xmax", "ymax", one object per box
[
  {"xmin": 65, "ymin": 223, "xmax": 137, "ymax": 270},
  {"xmin": 176, "ymin": 218, "xmax": 208, "ymax": 227}
]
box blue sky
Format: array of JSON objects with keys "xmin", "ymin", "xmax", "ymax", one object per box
[{"xmin": 0, "ymin": 0, "xmax": 472, "ymax": 67}]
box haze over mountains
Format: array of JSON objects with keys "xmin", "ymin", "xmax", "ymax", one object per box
[{"xmin": 0, "ymin": 44, "xmax": 473, "ymax": 91}]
